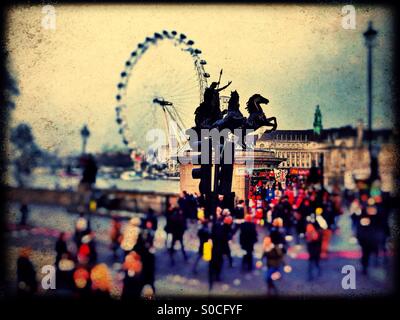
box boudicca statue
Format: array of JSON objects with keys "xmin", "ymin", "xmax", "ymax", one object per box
[{"xmin": 193, "ymin": 81, "xmax": 278, "ymax": 148}]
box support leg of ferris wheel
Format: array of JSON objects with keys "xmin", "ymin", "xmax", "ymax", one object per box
[
  {"xmin": 159, "ymin": 102, "xmax": 187, "ymax": 174},
  {"xmin": 163, "ymin": 105, "xmax": 189, "ymax": 174},
  {"xmin": 160, "ymin": 106, "xmax": 175, "ymax": 173}
]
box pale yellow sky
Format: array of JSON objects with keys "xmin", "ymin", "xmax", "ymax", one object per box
[{"xmin": 6, "ymin": 4, "xmax": 394, "ymax": 155}]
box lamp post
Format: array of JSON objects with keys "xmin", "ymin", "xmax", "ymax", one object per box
[
  {"xmin": 363, "ymin": 21, "xmax": 378, "ymax": 183},
  {"xmin": 80, "ymin": 124, "xmax": 90, "ymax": 155}
]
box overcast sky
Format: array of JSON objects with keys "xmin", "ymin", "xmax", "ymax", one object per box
[{"xmin": 6, "ymin": 4, "xmax": 395, "ymax": 155}]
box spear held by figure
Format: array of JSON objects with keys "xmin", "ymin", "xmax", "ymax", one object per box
[
  {"xmin": 213, "ymin": 69, "xmax": 231, "ymax": 92},
  {"xmin": 216, "ymin": 69, "xmax": 223, "ymax": 89}
]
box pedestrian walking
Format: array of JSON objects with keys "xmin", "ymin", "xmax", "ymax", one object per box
[
  {"xmin": 169, "ymin": 208, "xmax": 188, "ymax": 265},
  {"xmin": 17, "ymin": 247, "xmax": 37, "ymax": 297},
  {"xmin": 305, "ymin": 222, "xmax": 322, "ymax": 281},
  {"xmin": 239, "ymin": 214, "xmax": 258, "ymax": 271},
  {"xmin": 262, "ymin": 236, "xmax": 285, "ymax": 295},
  {"xmin": 193, "ymin": 220, "xmax": 211, "ymax": 274}
]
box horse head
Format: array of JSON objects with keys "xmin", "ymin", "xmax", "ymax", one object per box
[{"xmin": 245, "ymin": 94, "xmax": 269, "ymax": 114}]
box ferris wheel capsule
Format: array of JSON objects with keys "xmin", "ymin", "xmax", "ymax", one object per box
[
  {"xmin": 154, "ymin": 32, "xmax": 163, "ymax": 39},
  {"xmin": 145, "ymin": 37, "xmax": 155, "ymax": 43}
]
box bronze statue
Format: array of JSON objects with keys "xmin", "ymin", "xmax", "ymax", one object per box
[
  {"xmin": 194, "ymin": 75, "xmax": 232, "ymax": 131},
  {"xmin": 244, "ymin": 94, "xmax": 277, "ymax": 132}
]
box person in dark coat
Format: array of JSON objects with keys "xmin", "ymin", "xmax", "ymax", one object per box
[
  {"xmin": 55, "ymin": 232, "xmax": 68, "ymax": 266},
  {"xmin": 262, "ymin": 236, "xmax": 285, "ymax": 295},
  {"xmin": 240, "ymin": 214, "xmax": 258, "ymax": 271},
  {"xmin": 19, "ymin": 203, "xmax": 29, "ymax": 226},
  {"xmin": 134, "ymin": 223, "xmax": 156, "ymax": 292},
  {"xmin": 139, "ymin": 248, "xmax": 155, "ymax": 293},
  {"xmin": 17, "ymin": 247, "xmax": 37, "ymax": 297},
  {"xmin": 169, "ymin": 208, "xmax": 188, "ymax": 265},
  {"xmin": 164, "ymin": 204, "xmax": 174, "ymax": 247},
  {"xmin": 356, "ymin": 204, "xmax": 380, "ymax": 275},
  {"xmin": 56, "ymin": 252, "xmax": 76, "ymax": 291},
  {"xmin": 121, "ymin": 252, "xmax": 145, "ymax": 300},
  {"xmin": 143, "ymin": 208, "xmax": 158, "ymax": 231},
  {"xmin": 221, "ymin": 211, "xmax": 234, "ymax": 268},
  {"xmin": 208, "ymin": 220, "xmax": 225, "ymax": 290},
  {"xmin": 109, "ymin": 217, "xmax": 122, "ymax": 260},
  {"xmin": 80, "ymin": 154, "xmax": 98, "ymax": 186},
  {"xmin": 193, "ymin": 220, "xmax": 211, "ymax": 274},
  {"xmin": 233, "ymin": 200, "xmax": 245, "ymax": 219},
  {"xmin": 305, "ymin": 222, "xmax": 322, "ymax": 281},
  {"xmin": 296, "ymin": 198, "xmax": 312, "ymax": 241},
  {"xmin": 280, "ymin": 196, "xmax": 294, "ymax": 233},
  {"xmin": 178, "ymin": 191, "xmax": 190, "ymax": 220},
  {"xmin": 269, "ymin": 218, "xmax": 287, "ymax": 252}
]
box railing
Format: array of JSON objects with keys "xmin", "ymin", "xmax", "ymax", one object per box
[{"xmin": 6, "ymin": 186, "xmax": 179, "ymax": 216}]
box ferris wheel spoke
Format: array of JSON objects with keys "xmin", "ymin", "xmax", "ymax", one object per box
[{"xmin": 167, "ymin": 82, "xmax": 200, "ymax": 98}]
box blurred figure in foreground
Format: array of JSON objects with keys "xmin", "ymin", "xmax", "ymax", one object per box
[
  {"xmin": 239, "ymin": 214, "xmax": 258, "ymax": 271},
  {"xmin": 121, "ymin": 251, "xmax": 144, "ymax": 300},
  {"xmin": 19, "ymin": 203, "xmax": 29, "ymax": 227},
  {"xmin": 355, "ymin": 198, "xmax": 381, "ymax": 275},
  {"xmin": 17, "ymin": 247, "xmax": 37, "ymax": 297},
  {"xmin": 208, "ymin": 211, "xmax": 226, "ymax": 290},
  {"xmin": 169, "ymin": 208, "xmax": 188, "ymax": 265},
  {"xmin": 262, "ymin": 236, "xmax": 285, "ymax": 295},
  {"xmin": 109, "ymin": 217, "xmax": 122, "ymax": 260},
  {"xmin": 305, "ymin": 222, "xmax": 322, "ymax": 281},
  {"xmin": 55, "ymin": 232, "xmax": 69, "ymax": 266},
  {"xmin": 76, "ymin": 154, "xmax": 98, "ymax": 211},
  {"xmin": 90, "ymin": 263, "xmax": 112, "ymax": 299},
  {"xmin": 120, "ymin": 217, "xmax": 141, "ymax": 256},
  {"xmin": 192, "ymin": 219, "xmax": 211, "ymax": 274}
]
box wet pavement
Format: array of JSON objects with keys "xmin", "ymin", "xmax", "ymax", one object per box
[{"xmin": 5, "ymin": 204, "xmax": 395, "ymax": 298}]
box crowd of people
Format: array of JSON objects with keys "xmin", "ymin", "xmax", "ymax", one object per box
[{"xmin": 16, "ymin": 173, "xmax": 393, "ymax": 298}]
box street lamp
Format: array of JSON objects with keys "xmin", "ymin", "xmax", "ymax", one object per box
[
  {"xmin": 80, "ymin": 124, "xmax": 90, "ymax": 155},
  {"xmin": 363, "ymin": 21, "xmax": 379, "ymax": 183}
]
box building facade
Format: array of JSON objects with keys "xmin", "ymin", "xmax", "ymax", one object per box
[{"xmin": 256, "ymin": 107, "xmax": 396, "ymax": 192}]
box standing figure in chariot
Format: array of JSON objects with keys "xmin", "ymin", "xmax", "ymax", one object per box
[{"xmin": 194, "ymin": 73, "xmax": 232, "ymax": 129}]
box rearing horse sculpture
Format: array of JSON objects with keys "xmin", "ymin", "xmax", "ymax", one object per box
[
  {"xmin": 211, "ymin": 92, "xmax": 277, "ymax": 148},
  {"xmin": 244, "ymin": 94, "xmax": 277, "ymax": 133}
]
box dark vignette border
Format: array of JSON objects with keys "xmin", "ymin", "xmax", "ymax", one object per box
[{"xmin": 0, "ymin": 0, "xmax": 399, "ymax": 315}]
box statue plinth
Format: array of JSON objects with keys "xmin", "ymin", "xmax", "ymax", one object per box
[{"xmin": 179, "ymin": 149, "xmax": 284, "ymax": 200}]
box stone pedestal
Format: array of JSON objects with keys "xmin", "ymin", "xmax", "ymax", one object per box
[{"xmin": 179, "ymin": 149, "xmax": 284, "ymax": 200}]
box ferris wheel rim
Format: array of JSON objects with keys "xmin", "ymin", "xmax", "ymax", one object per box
[{"xmin": 114, "ymin": 30, "xmax": 210, "ymax": 149}]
